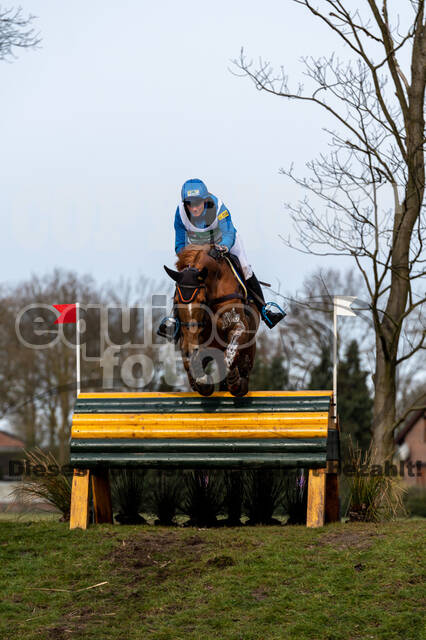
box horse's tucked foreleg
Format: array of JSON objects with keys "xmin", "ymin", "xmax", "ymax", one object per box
[
  {"xmin": 224, "ymin": 320, "xmax": 245, "ymax": 372},
  {"xmin": 182, "ymin": 352, "xmax": 214, "ymax": 397}
]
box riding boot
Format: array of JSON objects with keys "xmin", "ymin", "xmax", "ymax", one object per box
[
  {"xmin": 157, "ymin": 304, "xmax": 180, "ymax": 343},
  {"xmin": 246, "ymin": 274, "xmax": 286, "ymax": 329}
]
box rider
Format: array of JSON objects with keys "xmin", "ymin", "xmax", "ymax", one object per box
[{"xmin": 158, "ymin": 178, "xmax": 285, "ymax": 341}]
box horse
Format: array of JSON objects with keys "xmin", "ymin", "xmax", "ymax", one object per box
[{"xmin": 164, "ymin": 244, "xmax": 259, "ymax": 397}]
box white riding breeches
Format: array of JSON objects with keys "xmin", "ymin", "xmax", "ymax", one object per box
[{"xmin": 230, "ymin": 233, "xmax": 253, "ymax": 280}]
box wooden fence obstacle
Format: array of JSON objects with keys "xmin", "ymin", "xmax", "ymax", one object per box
[{"xmin": 69, "ymin": 391, "xmax": 340, "ymax": 529}]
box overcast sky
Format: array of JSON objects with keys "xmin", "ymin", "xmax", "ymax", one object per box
[{"xmin": 1, "ymin": 0, "xmax": 390, "ymax": 297}]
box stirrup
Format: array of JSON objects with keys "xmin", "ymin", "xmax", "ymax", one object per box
[
  {"xmin": 261, "ymin": 303, "xmax": 286, "ymax": 329},
  {"xmin": 157, "ymin": 317, "xmax": 180, "ymax": 342}
]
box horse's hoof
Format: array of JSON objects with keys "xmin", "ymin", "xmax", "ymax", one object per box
[
  {"xmin": 196, "ymin": 383, "xmax": 215, "ymax": 397},
  {"xmin": 196, "ymin": 375, "xmax": 215, "ymax": 397},
  {"xmin": 229, "ymin": 377, "xmax": 249, "ymax": 397}
]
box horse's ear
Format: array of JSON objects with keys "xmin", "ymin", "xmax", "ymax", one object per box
[
  {"xmin": 198, "ymin": 266, "xmax": 208, "ymax": 281},
  {"xmin": 164, "ymin": 265, "xmax": 181, "ymax": 282}
]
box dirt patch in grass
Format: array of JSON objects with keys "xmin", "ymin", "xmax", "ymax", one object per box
[
  {"xmin": 108, "ymin": 530, "xmax": 213, "ymax": 585},
  {"xmin": 45, "ymin": 606, "xmax": 96, "ymax": 639},
  {"xmin": 251, "ymin": 586, "xmax": 269, "ymax": 601},
  {"xmin": 313, "ymin": 527, "xmax": 385, "ymax": 551},
  {"xmin": 184, "ymin": 534, "xmax": 205, "ymax": 546},
  {"xmin": 206, "ymin": 555, "xmax": 235, "ymax": 568},
  {"xmin": 111, "ymin": 531, "xmax": 183, "ymax": 568}
]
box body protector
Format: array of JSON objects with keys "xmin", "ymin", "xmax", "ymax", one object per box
[{"xmin": 175, "ymin": 196, "xmax": 253, "ymax": 279}]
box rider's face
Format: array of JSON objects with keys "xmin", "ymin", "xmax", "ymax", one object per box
[{"xmin": 186, "ymin": 199, "xmax": 205, "ymax": 217}]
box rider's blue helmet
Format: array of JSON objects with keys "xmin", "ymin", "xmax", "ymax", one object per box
[{"xmin": 181, "ymin": 178, "xmax": 209, "ymax": 202}]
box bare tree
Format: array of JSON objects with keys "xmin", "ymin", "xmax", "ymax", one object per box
[
  {"xmin": 234, "ymin": 1, "xmax": 425, "ymax": 460},
  {"xmin": 280, "ymin": 268, "xmax": 369, "ymax": 389},
  {"xmin": 0, "ymin": 5, "xmax": 40, "ymax": 60}
]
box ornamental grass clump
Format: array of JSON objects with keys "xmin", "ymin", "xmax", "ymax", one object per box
[
  {"xmin": 111, "ymin": 469, "xmax": 146, "ymax": 524},
  {"xmin": 182, "ymin": 470, "xmax": 223, "ymax": 527},
  {"xmin": 149, "ymin": 470, "xmax": 183, "ymax": 526},
  {"xmin": 243, "ymin": 470, "xmax": 284, "ymax": 525},
  {"xmin": 12, "ymin": 448, "xmax": 72, "ymax": 520},
  {"xmin": 345, "ymin": 441, "xmax": 407, "ymax": 522},
  {"xmin": 281, "ymin": 470, "xmax": 308, "ymax": 525},
  {"xmin": 223, "ymin": 470, "xmax": 244, "ymax": 526}
]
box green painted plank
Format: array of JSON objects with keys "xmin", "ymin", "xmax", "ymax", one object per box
[
  {"xmin": 70, "ymin": 438, "xmax": 327, "ymax": 453},
  {"xmin": 69, "ymin": 451, "xmax": 326, "ymax": 469},
  {"xmin": 74, "ymin": 395, "xmax": 331, "ymax": 415}
]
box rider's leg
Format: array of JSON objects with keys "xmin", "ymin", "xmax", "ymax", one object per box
[
  {"xmin": 157, "ymin": 303, "xmax": 180, "ymax": 342},
  {"xmin": 245, "ymin": 273, "xmax": 286, "ymax": 329},
  {"xmin": 230, "ymin": 234, "xmax": 285, "ymax": 329}
]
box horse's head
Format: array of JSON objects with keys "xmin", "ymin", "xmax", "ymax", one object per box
[{"xmin": 163, "ymin": 262, "xmax": 209, "ymax": 356}]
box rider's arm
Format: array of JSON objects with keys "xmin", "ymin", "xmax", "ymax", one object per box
[
  {"xmin": 174, "ymin": 207, "xmax": 186, "ymax": 254},
  {"xmin": 217, "ymin": 203, "xmax": 236, "ymax": 250}
]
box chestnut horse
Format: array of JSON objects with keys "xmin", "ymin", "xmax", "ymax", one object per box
[{"xmin": 164, "ymin": 245, "xmax": 259, "ymax": 396}]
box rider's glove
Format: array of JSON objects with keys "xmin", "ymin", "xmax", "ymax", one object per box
[
  {"xmin": 208, "ymin": 245, "xmax": 229, "ymax": 260},
  {"xmin": 216, "ymin": 245, "xmax": 229, "ymax": 254}
]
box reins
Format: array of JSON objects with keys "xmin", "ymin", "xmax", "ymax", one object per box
[
  {"xmin": 174, "ymin": 258, "xmax": 247, "ymax": 330},
  {"xmin": 209, "ymin": 292, "xmax": 246, "ymax": 306}
]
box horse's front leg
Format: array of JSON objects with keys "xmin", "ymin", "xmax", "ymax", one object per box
[
  {"xmin": 182, "ymin": 351, "xmax": 215, "ymax": 397},
  {"xmin": 224, "ymin": 321, "xmax": 245, "ymax": 372},
  {"xmin": 220, "ymin": 310, "xmax": 248, "ymax": 396}
]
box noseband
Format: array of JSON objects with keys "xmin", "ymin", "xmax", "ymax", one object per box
[
  {"xmin": 175, "ymin": 266, "xmax": 246, "ymax": 329},
  {"xmin": 175, "ymin": 268, "xmax": 207, "ymax": 328}
]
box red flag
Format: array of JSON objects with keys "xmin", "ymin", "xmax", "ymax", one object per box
[{"xmin": 53, "ymin": 304, "xmax": 77, "ymax": 324}]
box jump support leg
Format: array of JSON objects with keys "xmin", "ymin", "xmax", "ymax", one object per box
[
  {"xmin": 306, "ymin": 465, "xmax": 340, "ymax": 528},
  {"xmin": 70, "ymin": 469, "xmax": 90, "ymax": 530},
  {"xmin": 91, "ymin": 469, "xmax": 113, "ymax": 524},
  {"xmin": 307, "ymin": 468, "xmax": 326, "ymax": 527},
  {"xmin": 325, "ymin": 468, "xmax": 340, "ymax": 524}
]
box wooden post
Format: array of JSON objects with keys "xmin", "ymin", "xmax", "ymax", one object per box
[
  {"xmin": 307, "ymin": 468, "xmax": 326, "ymax": 527},
  {"xmin": 324, "ymin": 404, "xmax": 340, "ymax": 524},
  {"xmin": 70, "ymin": 469, "xmax": 90, "ymax": 530},
  {"xmin": 325, "ymin": 461, "xmax": 340, "ymax": 523},
  {"xmin": 91, "ymin": 470, "xmax": 113, "ymax": 524}
]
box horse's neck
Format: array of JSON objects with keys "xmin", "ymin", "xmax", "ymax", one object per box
[{"xmin": 207, "ymin": 262, "xmax": 238, "ymax": 299}]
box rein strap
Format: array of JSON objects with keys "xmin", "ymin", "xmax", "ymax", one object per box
[{"xmin": 209, "ymin": 292, "xmax": 246, "ymax": 306}]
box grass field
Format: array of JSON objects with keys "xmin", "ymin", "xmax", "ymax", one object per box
[{"xmin": 1, "ymin": 519, "xmax": 424, "ymax": 640}]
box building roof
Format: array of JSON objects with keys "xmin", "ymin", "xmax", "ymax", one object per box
[
  {"xmin": 0, "ymin": 430, "xmax": 25, "ymax": 449},
  {"xmin": 395, "ymin": 409, "xmax": 426, "ymax": 445}
]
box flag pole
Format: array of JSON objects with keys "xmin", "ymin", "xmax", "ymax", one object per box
[
  {"xmin": 333, "ymin": 297, "xmax": 338, "ymax": 425},
  {"xmin": 76, "ymin": 302, "xmax": 81, "ymax": 397}
]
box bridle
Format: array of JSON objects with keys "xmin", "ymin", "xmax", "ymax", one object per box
[
  {"xmin": 175, "ymin": 267, "xmax": 245, "ymax": 329},
  {"xmin": 175, "ymin": 268, "xmax": 208, "ymax": 329}
]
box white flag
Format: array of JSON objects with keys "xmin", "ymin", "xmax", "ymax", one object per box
[{"xmin": 334, "ymin": 296, "xmax": 357, "ymax": 317}]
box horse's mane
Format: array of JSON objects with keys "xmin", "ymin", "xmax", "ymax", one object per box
[{"xmin": 176, "ymin": 245, "xmax": 211, "ymax": 271}]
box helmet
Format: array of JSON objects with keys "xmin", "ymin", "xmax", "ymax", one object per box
[{"xmin": 181, "ymin": 178, "xmax": 209, "ymax": 202}]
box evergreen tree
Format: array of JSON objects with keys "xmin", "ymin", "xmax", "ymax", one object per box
[
  {"xmin": 338, "ymin": 340, "xmax": 372, "ymax": 450},
  {"xmin": 308, "ymin": 340, "xmax": 372, "ymax": 450},
  {"xmin": 250, "ymin": 335, "xmax": 289, "ymax": 391},
  {"xmin": 308, "ymin": 345, "xmax": 332, "ymax": 390}
]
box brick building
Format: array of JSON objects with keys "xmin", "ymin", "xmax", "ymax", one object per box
[
  {"xmin": 0, "ymin": 430, "xmax": 24, "ymax": 480},
  {"xmin": 395, "ymin": 410, "xmax": 426, "ymax": 487}
]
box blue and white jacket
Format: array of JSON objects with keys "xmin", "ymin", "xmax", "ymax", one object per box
[{"xmin": 174, "ymin": 194, "xmax": 237, "ymax": 255}]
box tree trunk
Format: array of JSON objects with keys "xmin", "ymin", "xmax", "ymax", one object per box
[
  {"xmin": 373, "ymin": 340, "xmax": 396, "ymax": 461},
  {"xmin": 372, "ymin": 16, "xmax": 425, "ymax": 461}
]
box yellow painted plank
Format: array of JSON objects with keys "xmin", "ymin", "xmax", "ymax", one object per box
[
  {"xmin": 77, "ymin": 390, "xmax": 333, "ymax": 399},
  {"xmin": 73, "ymin": 411, "xmax": 328, "ymax": 424},
  {"xmin": 72, "ymin": 412, "xmax": 328, "ymax": 439},
  {"xmin": 69, "ymin": 469, "xmax": 90, "ymax": 530},
  {"xmin": 72, "ymin": 426, "xmax": 326, "ymax": 439},
  {"xmin": 74, "ymin": 411, "xmax": 327, "ymax": 422},
  {"xmin": 307, "ymin": 468, "xmax": 326, "ymax": 528}
]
